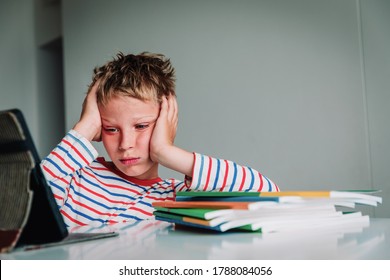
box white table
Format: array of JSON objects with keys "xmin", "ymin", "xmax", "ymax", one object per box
[{"xmin": 1, "ymin": 218, "xmax": 389, "ymax": 260}]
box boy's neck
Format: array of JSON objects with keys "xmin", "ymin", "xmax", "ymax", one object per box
[{"xmin": 96, "ymin": 157, "xmax": 162, "ymax": 186}]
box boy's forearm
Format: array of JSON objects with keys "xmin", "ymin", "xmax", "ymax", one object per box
[
  {"xmin": 156, "ymin": 146, "xmax": 194, "ymax": 177},
  {"xmin": 73, "ymin": 121, "xmax": 100, "ymax": 142},
  {"xmin": 73, "ymin": 83, "xmax": 102, "ymax": 142}
]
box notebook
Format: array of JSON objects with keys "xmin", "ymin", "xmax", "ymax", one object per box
[{"xmin": 0, "ymin": 109, "xmax": 118, "ymax": 253}]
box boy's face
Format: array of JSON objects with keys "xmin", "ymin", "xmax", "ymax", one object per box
[{"xmin": 99, "ymin": 95, "xmax": 160, "ymax": 180}]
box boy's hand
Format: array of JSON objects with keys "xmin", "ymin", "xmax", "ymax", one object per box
[
  {"xmin": 73, "ymin": 82, "xmax": 102, "ymax": 141},
  {"xmin": 150, "ymin": 95, "xmax": 178, "ymax": 163},
  {"xmin": 150, "ymin": 95, "xmax": 194, "ymax": 177}
]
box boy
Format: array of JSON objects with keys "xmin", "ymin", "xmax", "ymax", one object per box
[{"xmin": 41, "ymin": 52, "xmax": 279, "ymax": 228}]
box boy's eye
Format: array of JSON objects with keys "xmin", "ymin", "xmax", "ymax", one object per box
[
  {"xmin": 135, "ymin": 124, "xmax": 149, "ymax": 130},
  {"xmin": 103, "ymin": 127, "xmax": 119, "ymax": 133}
]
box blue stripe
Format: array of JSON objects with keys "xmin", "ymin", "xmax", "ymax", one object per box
[
  {"xmin": 160, "ymin": 179, "xmax": 181, "ymax": 188},
  {"xmin": 264, "ymin": 176, "xmax": 272, "ymax": 192},
  {"xmin": 80, "ymin": 174, "xmax": 138, "ymax": 200},
  {"xmin": 173, "ymin": 181, "xmax": 186, "ymax": 191},
  {"xmin": 68, "ymin": 132, "xmax": 95, "ymax": 160},
  {"xmin": 174, "ymin": 181, "xmax": 184, "ymax": 190},
  {"xmin": 212, "ymin": 159, "xmax": 221, "ymax": 191},
  {"xmin": 64, "ymin": 202, "xmax": 106, "ymax": 223},
  {"xmin": 149, "ymin": 189, "xmax": 174, "ymax": 196},
  {"xmin": 229, "ymin": 162, "xmax": 238, "ymax": 192},
  {"xmin": 138, "ymin": 200, "xmax": 153, "ymax": 208},
  {"xmin": 69, "ymin": 184, "xmax": 127, "ymax": 211},
  {"xmin": 46, "ymin": 158, "xmax": 68, "ymax": 176},
  {"xmin": 117, "ymin": 213, "xmax": 143, "ymax": 220},
  {"xmin": 248, "ymin": 168, "xmax": 255, "ymax": 191},
  {"xmin": 195, "ymin": 154, "xmax": 205, "ymax": 190},
  {"xmin": 58, "ymin": 146, "xmax": 83, "ymax": 169},
  {"xmin": 49, "ymin": 181, "xmax": 66, "ymax": 194},
  {"xmin": 85, "ymin": 166, "xmax": 149, "ymax": 193}
]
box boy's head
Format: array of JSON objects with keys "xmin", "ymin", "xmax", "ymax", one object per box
[
  {"xmin": 91, "ymin": 52, "xmax": 176, "ymax": 106},
  {"xmin": 91, "ymin": 52, "xmax": 176, "ymax": 180}
]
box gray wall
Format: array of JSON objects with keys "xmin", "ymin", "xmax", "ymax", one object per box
[
  {"xmin": 1, "ymin": 0, "xmax": 389, "ymax": 217},
  {"xmin": 0, "ymin": 0, "xmax": 38, "ymax": 143},
  {"xmin": 0, "ymin": 0, "xmax": 63, "ymax": 157},
  {"xmin": 360, "ymin": 0, "xmax": 390, "ymax": 218}
]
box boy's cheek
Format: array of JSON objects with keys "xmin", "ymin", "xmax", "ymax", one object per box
[{"xmin": 138, "ymin": 130, "xmax": 153, "ymax": 146}]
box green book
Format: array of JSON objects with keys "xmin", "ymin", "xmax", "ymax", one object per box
[
  {"xmin": 153, "ymin": 210, "xmax": 260, "ymax": 232},
  {"xmin": 154, "ymin": 209, "xmax": 369, "ymax": 233},
  {"xmin": 154, "ymin": 206, "xmax": 235, "ymax": 220},
  {"xmin": 175, "ymin": 190, "xmax": 382, "ymax": 206}
]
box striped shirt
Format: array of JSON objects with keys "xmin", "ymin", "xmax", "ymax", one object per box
[{"xmin": 41, "ymin": 130, "xmax": 279, "ymax": 228}]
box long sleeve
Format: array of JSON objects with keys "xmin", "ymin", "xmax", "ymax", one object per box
[
  {"xmin": 40, "ymin": 130, "xmax": 174, "ymax": 227},
  {"xmin": 40, "ymin": 130, "xmax": 98, "ymax": 206},
  {"xmin": 39, "ymin": 132, "xmax": 278, "ymax": 228},
  {"xmin": 183, "ymin": 153, "xmax": 279, "ymax": 192}
]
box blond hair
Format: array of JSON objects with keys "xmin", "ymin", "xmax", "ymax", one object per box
[{"xmin": 90, "ymin": 52, "xmax": 176, "ymax": 105}]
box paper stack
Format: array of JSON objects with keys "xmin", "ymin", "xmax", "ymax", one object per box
[{"xmin": 152, "ymin": 190, "xmax": 382, "ymax": 233}]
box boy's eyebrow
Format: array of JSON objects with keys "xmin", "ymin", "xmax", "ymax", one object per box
[
  {"xmin": 101, "ymin": 115, "xmax": 157, "ymax": 123},
  {"xmin": 100, "ymin": 117, "xmax": 115, "ymax": 123},
  {"xmin": 134, "ymin": 115, "xmax": 158, "ymax": 122}
]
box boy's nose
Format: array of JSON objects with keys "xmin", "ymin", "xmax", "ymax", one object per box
[{"xmin": 119, "ymin": 132, "xmax": 136, "ymax": 150}]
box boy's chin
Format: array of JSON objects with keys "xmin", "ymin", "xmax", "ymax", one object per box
[{"xmin": 117, "ymin": 164, "xmax": 159, "ymax": 180}]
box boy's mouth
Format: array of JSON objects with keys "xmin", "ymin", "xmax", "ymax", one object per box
[{"xmin": 119, "ymin": 157, "xmax": 140, "ymax": 165}]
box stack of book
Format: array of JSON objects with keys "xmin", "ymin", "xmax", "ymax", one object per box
[{"xmin": 152, "ymin": 190, "xmax": 382, "ymax": 233}]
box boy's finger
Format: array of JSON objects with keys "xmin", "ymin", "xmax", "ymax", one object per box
[
  {"xmin": 167, "ymin": 95, "xmax": 178, "ymax": 121},
  {"xmin": 172, "ymin": 97, "xmax": 178, "ymax": 124},
  {"xmin": 88, "ymin": 80, "xmax": 100, "ymax": 95},
  {"xmin": 159, "ymin": 96, "xmax": 168, "ymax": 118}
]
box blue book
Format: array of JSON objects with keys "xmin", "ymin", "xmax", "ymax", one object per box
[
  {"xmin": 175, "ymin": 196, "xmax": 283, "ymax": 202},
  {"xmin": 154, "ymin": 211, "xmax": 260, "ymax": 232}
]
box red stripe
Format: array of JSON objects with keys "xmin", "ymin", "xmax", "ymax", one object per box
[
  {"xmin": 91, "ymin": 166, "xmax": 109, "ymax": 171},
  {"xmin": 145, "ymin": 195, "xmax": 174, "ymax": 201},
  {"xmin": 53, "ymin": 194, "xmax": 63, "ymax": 201},
  {"xmin": 257, "ymin": 173, "xmax": 264, "ymax": 192},
  {"xmin": 68, "ymin": 193, "xmax": 118, "ymax": 217},
  {"xmin": 177, "ymin": 183, "xmax": 189, "ymax": 192},
  {"xmin": 128, "ymin": 206, "xmax": 154, "ymax": 216},
  {"xmin": 203, "ymin": 157, "xmax": 213, "ymax": 191},
  {"xmin": 73, "ymin": 180, "xmax": 133, "ymax": 205},
  {"xmin": 83, "ymin": 169, "xmax": 142, "ymax": 195},
  {"xmin": 220, "ymin": 160, "xmax": 229, "ymax": 191},
  {"xmin": 238, "ymin": 167, "xmax": 246, "ymax": 191},
  {"xmin": 51, "ymin": 151, "xmax": 75, "ymax": 173},
  {"xmin": 275, "ymin": 184, "xmax": 280, "ymax": 192},
  {"xmin": 171, "ymin": 179, "xmax": 176, "ymax": 200},
  {"xmin": 60, "ymin": 209, "xmax": 87, "ymax": 226},
  {"xmin": 42, "ymin": 164, "xmax": 59, "ymax": 179},
  {"xmin": 42, "ymin": 165, "xmax": 70, "ymax": 185},
  {"xmin": 63, "ymin": 139, "xmax": 89, "ymax": 165}
]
